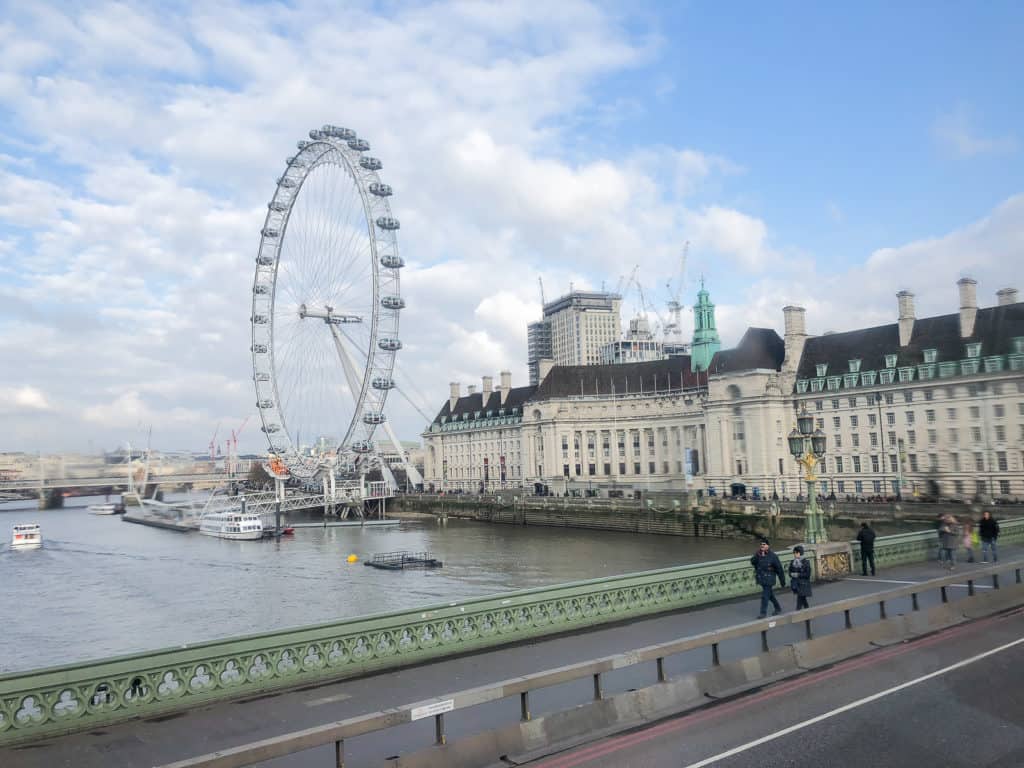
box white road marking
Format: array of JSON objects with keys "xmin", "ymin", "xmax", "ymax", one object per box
[
  {"xmin": 304, "ymin": 692, "xmax": 352, "ymax": 707},
  {"xmin": 847, "ymin": 577, "xmax": 993, "ymax": 589},
  {"xmin": 680, "ymin": 635, "xmax": 1024, "ymax": 768}
]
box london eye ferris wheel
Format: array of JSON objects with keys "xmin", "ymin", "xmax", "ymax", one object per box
[{"xmin": 250, "ymin": 125, "xmax": 405, "ymax": 478}]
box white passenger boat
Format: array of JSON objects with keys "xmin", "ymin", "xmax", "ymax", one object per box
[
  {"xmin": 198, "ymin": 511, "xmax": 264, "ymax": 540},
  {"xmin": 87, "ymin": 502, "xmax": 124, "ymax": 515},
  {"xmin": 11, "ymin": 523, "xmax": 42, "ymax": 550}
]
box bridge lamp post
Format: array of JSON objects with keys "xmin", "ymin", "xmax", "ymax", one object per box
[{"xmin": 788, "ymin": 407, "xmax": 828, "ymax": 544}]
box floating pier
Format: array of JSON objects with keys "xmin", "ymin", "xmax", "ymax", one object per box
[{"xmin": 363, "ymin": 550, "xmax": 443, "ymax": 570}]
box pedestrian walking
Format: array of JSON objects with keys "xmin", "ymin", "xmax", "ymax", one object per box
[
  {"xmin": 750, "ymin": 540, "xmax": 785, "ymax": 618},
  {"xmin": 979, "ymin": 510, "xmax": 1000, "ymax": 562},
  {"xmin": 856, "ymin": 522, "xmax": 876, "ymax": 576},
  {"xmin": 788, "ymin": 545, "xmax": 812, "ymax": 610},
  {"xmin": 938, "ymin": 515, "xmax": 959, "ymax": 570},
  {"xmin": 961, "ymin": 519, "xmax": 976, "ymax": 563}
]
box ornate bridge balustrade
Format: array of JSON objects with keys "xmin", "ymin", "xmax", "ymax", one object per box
[
  {"xmin": 1, "ymin": 519, "xmax": 1021, "ymax": 746},
  {"xmin": 851, "ymin": 517, "xmax": 1024, "ymax": 571},
  {"xmin": 0, "ymin": 555, "xmax": 780, "ymax": 745}
]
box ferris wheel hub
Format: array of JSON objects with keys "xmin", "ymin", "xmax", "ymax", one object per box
[{"xmin": 298, "ymin": 304, "xmax": 364, "ymax": 324}]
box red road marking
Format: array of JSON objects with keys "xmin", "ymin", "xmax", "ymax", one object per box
[{"xmin": 531, "ymin": 613, "xmax": 1005, "ymax": 768}]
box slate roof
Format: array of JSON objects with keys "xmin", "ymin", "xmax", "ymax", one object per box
[
  {"xmin": 708, "ymin": 327, "xmax": 786, "ymax": 374},
  {"xmin": 431, "ymin": 385, "xmax": 537, "ymax": 424},
  {"xmin": 531, "ymin": 356, "xmax": 704, "ymax": 401},
  {"xmin": 796, "ymin": 303, "xmax": 1024, "ymax": 379}
]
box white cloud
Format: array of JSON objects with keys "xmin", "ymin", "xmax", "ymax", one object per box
[
  {"xmin": 933, "ymin": 105, "xmax": 1017, "ymax": 158},
  {"xmin": 684, "ymin": 206, "xmax": 773, "ymax": 270},
  {"xmin": 0, "ymin": 386, "xmax": 52, "ymax": 412},
  {"xmin": 712, "ymin": 193, "xmax": 1024, "ymax": 345}
]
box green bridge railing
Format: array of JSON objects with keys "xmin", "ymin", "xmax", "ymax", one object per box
[{"xmin": 2, "ymin": 518, "xmax": 1021, "ymax": 745}]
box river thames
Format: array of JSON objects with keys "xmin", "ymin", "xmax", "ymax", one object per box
[{"xmin": 1, "ymin": 494, "xmax": 756, "ymax": 673}]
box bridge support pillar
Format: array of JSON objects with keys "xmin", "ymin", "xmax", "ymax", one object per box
[
  {"xmin": 38, "ymin": 489, "xmax": 64, "ymax": 510},
  {"xmin": 808, "ymin": 541, "xmax": 853, "ymax": 580}
]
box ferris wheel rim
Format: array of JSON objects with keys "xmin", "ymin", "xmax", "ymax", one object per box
[{"xmin": 250, "ymin": 126, "xmax": 403, "ymax": 477}]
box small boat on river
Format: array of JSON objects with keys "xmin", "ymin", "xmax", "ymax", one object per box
[
  {"xmin": 11, "ymin": 523, "xmax": 42, "ymax": 550},
  {"xmin": 199, "ymin": 511, "xmax": 264, "ymax": 540},
  {"xmin": 87, "ymin": 502, "xmax": 125, "ymax": 515}
]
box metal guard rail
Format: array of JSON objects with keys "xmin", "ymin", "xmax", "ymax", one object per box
[{"xmin": 162, "ymin": 559, "xmax": 1024, "ymax": 768}]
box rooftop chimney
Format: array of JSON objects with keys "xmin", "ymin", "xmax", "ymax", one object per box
[
  {"xmin": 449, "ymin": 382, "xmax": 459, "ymax": 411},
  {"xmin": 499, "ymin": 370, "xmax": 512, "ymax": 404},
  {"xmin": 537, "ymin": 358, "xmax": 554, "ymax": 383},
  {"xmin": 897, "ymin": 290, "xmax": 915, "ymax": 347},
  {"xmin": 997, "ymin": 287, "xmax": 1019, "ymax": 306},
  {"xmin": 482, "ymin": 375, "xmax": 493, "ymax": 395},
  {"xmin": 782, "ymin": 305, "xmax": 807, "ymax": 373},
  {"xmin": 958, "ymin": 277, "xmax": 978, "ymax": 338},
  {"xmin": 467, "ymin": 385, "xmax": 476, "ymax": 395}
]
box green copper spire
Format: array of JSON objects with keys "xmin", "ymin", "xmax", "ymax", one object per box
[{"xmin": 690, "ymin": 277, "xmax": 721, "ymax": 372}]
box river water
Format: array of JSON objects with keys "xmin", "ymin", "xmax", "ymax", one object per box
[{"xmin": 0, "ymin": 494, "xmax": 754, "ymax": 673}]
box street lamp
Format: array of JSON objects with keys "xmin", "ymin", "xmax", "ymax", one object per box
[{"xmin": 789, "ymin": 406, "xmax": 828, "ymax": 543}]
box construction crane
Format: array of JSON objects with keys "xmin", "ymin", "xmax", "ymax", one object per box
[
  {"xmin": 227, "ymin": 416, "xmax": 250, "ymax": 474},
  {"xmin": 537, "ymin": 276, "xmax": 546, "ymax": 307},
  {"xmin": 619, "ymin": 265, "xmax": 667, "ymax": 339},
  {"xmin": 208, "ymin": 422, "xmax": 221, "ymax": 461},
  {"xmin": 662, "ymin": 241, "xmax": 689, "ymax": 342},
  {"xmin": 614, "ymin": 264, "xmax": 639, "ymax": 298}
]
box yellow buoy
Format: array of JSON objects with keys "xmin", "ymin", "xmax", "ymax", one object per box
[{"xmin": 347, "ymin": 554, "xmax": 359, "ymax": 563}]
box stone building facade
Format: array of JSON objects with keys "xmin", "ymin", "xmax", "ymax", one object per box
[{"xmin": 423, "ymin": 279, "xmax": 1024, "ymax": 501}]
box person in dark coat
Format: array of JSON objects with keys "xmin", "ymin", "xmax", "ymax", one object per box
[
  {"xmin": 856, "ymin": 522, "xmax": 877, "ymax": 576},
  {"xmin": 788, "ymin": 545, "xmax": 812, "ymax": 610},
  {"xmin": 750, "ymin": 540, "xmax": 785, "ymax": 618},
  {"xmin": 978, "ymin": 510, "xmax": 1000, "ymax": 562},
  {"xmin": 939, "ymin": 515, "xmax": 959, "ymax": 570}
]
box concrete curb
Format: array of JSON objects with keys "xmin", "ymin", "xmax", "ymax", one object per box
[{"xmin": 387, "ymin": 584, "xmax": 1024, "ymax": 768}]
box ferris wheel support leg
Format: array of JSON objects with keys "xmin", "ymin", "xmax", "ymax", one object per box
[
  {"xmin": 328, "ymin": 324, "xmax": 365, "ymax": 412},
  {"xmin": 381, "ymin": 420, "xmax": 424, "ymax": 489}
]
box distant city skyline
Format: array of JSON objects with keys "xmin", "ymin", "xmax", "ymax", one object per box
[{"xmin": 0, "ymin": 1, "xmax": 1021, "ymax": 453}]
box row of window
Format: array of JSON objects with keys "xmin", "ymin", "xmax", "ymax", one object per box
[
  {"xmin": 799, "ymin": 352, "xmax": 1024, "ymax": 393},
  {"xmin": 820, "ymin": 449, "xmax": 1013, "ymax": 474},
  {"xmin": 824, "ymin": 478, "xmax": 1016, "ymax": 497},
  {"xmin": 814, "ymin": 342, "xmax": 1003, "ymax": 379},
  {"xmin": 825, "ymin": 423, "xmax": 1019, "ymax": 451},
  {"xmin": 561, "ymin": 458, "xmax": 699, "ymax": 477}
]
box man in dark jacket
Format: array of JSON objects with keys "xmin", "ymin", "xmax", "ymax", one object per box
[
  {"xmin": 856, "ymin": 522, "xmax": 877, "ymax": 576},
  {"xmin": 750, "ymin": 540, "xmax": 785, "ymax": 618},
  {"xmin": 979, "ymin": 511, "xmax": 1000, "ymax": 562}
]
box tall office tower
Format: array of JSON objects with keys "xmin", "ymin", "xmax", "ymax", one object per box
[{"xmin": 528, "ymin": 291, "xmax": 623, "ymax": 382}]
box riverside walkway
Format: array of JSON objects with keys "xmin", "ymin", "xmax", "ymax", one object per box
[{"xmin": 4, "ymin": 544, "xmax": 1021, "ymax": 768}]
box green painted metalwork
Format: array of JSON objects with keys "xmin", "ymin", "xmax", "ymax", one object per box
[
  {"xmin": 2, "ymin": 518, "xmax": 1020, "ymax": 745},
  {"xmin": 0, "ymin": 552, "xmax": 782, "ymax": 744}
]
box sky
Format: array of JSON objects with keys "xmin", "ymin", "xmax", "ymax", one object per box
[{"xmin": 1, "ymin": 0, "xmax": 1022, "ymax": 455}]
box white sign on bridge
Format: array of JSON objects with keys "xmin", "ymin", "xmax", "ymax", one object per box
[{"xmin": 410, "ymin": 698, "xmax": 454, "ymax": 721}]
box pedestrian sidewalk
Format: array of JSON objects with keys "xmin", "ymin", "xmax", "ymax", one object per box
[{"xmin": 5, "ymin": 544, "xmax": 1021, "ymax": 768}]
